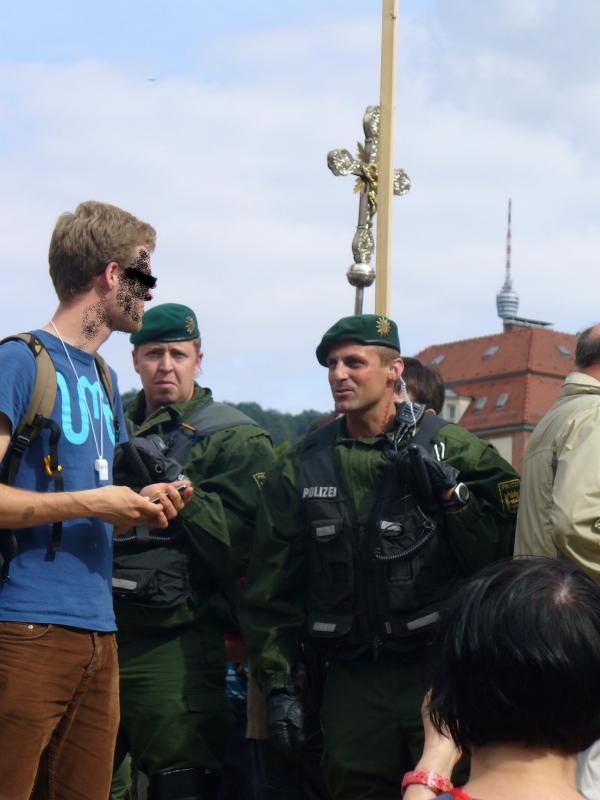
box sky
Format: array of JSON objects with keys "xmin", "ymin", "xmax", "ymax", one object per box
[{"xmin": 1, "ymin": 0, "xmax": 599, "ymax": 412}]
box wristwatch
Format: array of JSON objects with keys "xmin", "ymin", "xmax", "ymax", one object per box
[{"xmin": 442, "ymin": 482, "xmax": 470, "ymax": 509}]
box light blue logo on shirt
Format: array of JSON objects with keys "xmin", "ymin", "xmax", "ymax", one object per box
[{"xmin": 56, "ymin": 371, "xmax": 115, "ymax": 446}]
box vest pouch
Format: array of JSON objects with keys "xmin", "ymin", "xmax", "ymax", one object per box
[
  {"xmin": 307, "ymin": 517, "xmax": 354, "ymax": 613},
  {"xmin": 373, "ymin": 498, "xmax": 440, "ymax": 615},
  {"xmin": 113, "ymin": 543, "xmax": 195, "ymax": 609},
  {"xmin": 113, "ymin": 435, "xmax": 186, "ymax": 492}
]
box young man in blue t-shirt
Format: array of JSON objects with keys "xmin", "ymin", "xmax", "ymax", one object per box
[{"xmin": 0, "ymin": 201, "xmax": 192, "ymax": 800}]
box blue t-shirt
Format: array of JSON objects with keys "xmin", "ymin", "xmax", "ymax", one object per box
[{"xmin": 0, "ymin": 330, "xmax": 127, "ymax": 631}]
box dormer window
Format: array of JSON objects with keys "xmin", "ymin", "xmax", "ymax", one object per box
[
  {"xmin": 483, "ymin": 345, "xmax": 499, "ymax": 360},
  {"xmin": 495, "ymin": 392, "xmax": 509, "ymax": 409}
]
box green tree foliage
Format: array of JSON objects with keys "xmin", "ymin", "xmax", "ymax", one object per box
[
  {"xmin": 227, "ymin": 402, "xmax": 329, "ymax": 446},
  {"xmin": 121, "ymin": 388, "xmax": 138, "ymax": 409}
]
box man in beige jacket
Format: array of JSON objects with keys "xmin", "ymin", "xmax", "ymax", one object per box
[
  {"xmin": 515, "ymin": 324, "xmax": 600, "ymax": 576},
  {"xmin": 515, "ymin": 322, "xmax": 600, "ymax": 800}
]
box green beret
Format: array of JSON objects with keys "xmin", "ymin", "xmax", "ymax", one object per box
[
  {"xmin": 316, "ymin": 314, "xmax": 400, "ymax": 366},
  {"xmin": 130, "ymin": 303, "xmax": 200, "ymax": 346}
]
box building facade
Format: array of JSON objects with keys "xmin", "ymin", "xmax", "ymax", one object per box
[{"xmin": 416, "ymin": 326, "xmax": 576, "ymax": 472}]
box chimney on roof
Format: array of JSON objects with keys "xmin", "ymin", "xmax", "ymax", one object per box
[{"xmin": 496, "ymin": 198, "xmax": 520, "ymax": 330}]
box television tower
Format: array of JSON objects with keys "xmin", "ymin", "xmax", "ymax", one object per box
[{"xmin": 496, "ymin": 198, "xmax": 519, "ymax": 322}]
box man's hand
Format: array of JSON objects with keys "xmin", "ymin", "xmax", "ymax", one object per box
[
  {"xmin": 403, "ymin": 444, "xmax": 459, "ymax": 503},
  {"xmin": 266, "ymin": 688, "xmax": 305, "ymax": 755},
  {"xmin": 85, "ymin": 485, "xmax": 170, "ymax": 530},
  {"xmin": 84, "ymin": 480, "xmax": 192, "ymax": 533},
  {"xmin": 140, "ymin": 480, "xmax": 193, "ymax": 521}
]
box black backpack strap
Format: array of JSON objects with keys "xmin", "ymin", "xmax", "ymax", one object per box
[
  {"xmin": 411, "ymin": 411, "xmax": 448, "ymax": 452},
  {"xmin": 181, "ymin": 400, "xmax": 259, "ymax": 437},
  {"xmin": 165, "ymin": 399, "xmax": 260, "ymax": 465},
  {"xmin": 37, "ymin": 416, "xmax": 63, "ymax": 553}
]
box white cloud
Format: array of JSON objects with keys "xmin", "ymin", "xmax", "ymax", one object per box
[{"xmin": 1, "ymin": 3, "xmax": 599, "ymax": 412}]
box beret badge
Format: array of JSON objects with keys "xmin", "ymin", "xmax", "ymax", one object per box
[
  {"xmin": 375, "ymin": 316, "xmax": 392, "ymax": 337},
  {"xmin": 185, "ymin": 315, "xmax": 196, "ymax": 336}
]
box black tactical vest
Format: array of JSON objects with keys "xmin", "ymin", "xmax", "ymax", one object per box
[
  {"xmin": 298, "ymin": 414, "xmax": 464, "ymax": 657},
  {"xmin": 112, "ymin": 399, "xmax": 258, "ymax": 613}
]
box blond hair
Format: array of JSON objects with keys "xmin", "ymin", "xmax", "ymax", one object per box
[{"xmin": 48, "ymin": 201, "xmax": 156, "ymax": 301}]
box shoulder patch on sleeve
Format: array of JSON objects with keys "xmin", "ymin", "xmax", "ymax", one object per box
[
  {"xmin": 497, "ymin": 479, "xmax": 520, "ymax": 514},
  {"xmin": 252, "ymin": 471, "xmax": 267, "ymax": 489}
]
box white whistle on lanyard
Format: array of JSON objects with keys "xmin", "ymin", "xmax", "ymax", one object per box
[{"xmin": 95, "ymin": 458, "xmax": 109, "ymax": 482}]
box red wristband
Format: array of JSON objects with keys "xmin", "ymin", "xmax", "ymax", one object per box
[
  {"xmin": 401, "ymin": 770, "xmax": 454, "ymax": 796},
  {"xmin": 449, "ymin": 790, "xmax": 473, "ymax": 800}
]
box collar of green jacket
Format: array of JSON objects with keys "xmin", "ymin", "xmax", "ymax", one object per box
[
  {"xmin": 126, "ymin": 383, "xmax": 211, "ymax": 431},
  {"xmin": 560, "ymin": 371, "xmax": 600, "ymax": 398},
  {"xmin": 334, "ymin": 415, "xmax": 398, "ymax": 447}
]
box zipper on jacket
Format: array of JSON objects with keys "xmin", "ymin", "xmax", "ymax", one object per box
[{"xmin": 358, "ymin": 522, "xmax": 383, "ymax": 660}]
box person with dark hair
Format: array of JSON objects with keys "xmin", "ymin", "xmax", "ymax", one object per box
[
  {"xmin": 241, "ymin": 315, "xmax": 520, "ymax": 800},
  {"xmin": 575, "ymin": 324, "xmax": 600, "ymax": 369},
  {"xmin": 515, "ymin": 322, "xmax": 600, "ymax": 797},
  {"xmin": 402, "ymin": 557, "xmax": 600, "ymax": 800},
  {"xmin": 397, "ymin": 357, "xmax": 445, "ymax": 415},
  {"xmin": 0, "ymin": 202, "xmax": 191, "ymax": 800}
]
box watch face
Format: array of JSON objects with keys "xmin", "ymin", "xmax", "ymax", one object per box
[{"xmin": 456, "ymin": 483, "xmax": 470, "ymax": 503}]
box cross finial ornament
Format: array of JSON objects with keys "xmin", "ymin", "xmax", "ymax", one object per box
[{"xmin": 327, "ymin": 105, "xmax": 410, "ymax": 315}]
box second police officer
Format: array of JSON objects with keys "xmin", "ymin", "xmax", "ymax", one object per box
[{"xmin": 240, "ymin": 314, "xmax": 520, "ymax": 800}]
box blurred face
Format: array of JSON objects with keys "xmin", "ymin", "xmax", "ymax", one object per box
[
  {"xmin": 327, "ymin": 342, "xmax": 402, "ymax": 415},
  {"xmin": 113, "ymin": 245, "xmax": 156, "ymax": 333},
  {"xmin": 133, "ymin": 340, "xmax": 202, "ymax": 412}
]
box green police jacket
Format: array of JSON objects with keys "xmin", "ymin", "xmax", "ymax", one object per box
[
  {"xmin": 115, "ymin": 385, "xmax": 274, "ymax": 635},
  {"xmin": 240, "ymin": 415, "xmax": 520, "ymax": 696}
]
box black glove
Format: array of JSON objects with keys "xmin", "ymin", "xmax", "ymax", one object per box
[
  {"xmin": 400, "ymin": 444, "xmax": 460, "ymax": 504},
  {"xmin": 266, "ymin": 688, "xmax": 305, "ymax": 754}
]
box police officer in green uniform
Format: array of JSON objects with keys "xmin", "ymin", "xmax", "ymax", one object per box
[
  {"xmin": 111, "ymin": 303, "xmax": 274, "ymax": 800},
  {"xmin": 240, "ymin": 315, "xmax": 520, "ymax": 800}
]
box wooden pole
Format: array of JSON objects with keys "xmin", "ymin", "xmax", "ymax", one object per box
[{"xmin": 374, "ymin": 0, "xmax": 398, "ymax": 316}]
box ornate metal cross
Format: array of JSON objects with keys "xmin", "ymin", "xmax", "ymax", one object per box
[{"xmin": 327, "ymin": 105, "xmax": 410, "ymax": 314}]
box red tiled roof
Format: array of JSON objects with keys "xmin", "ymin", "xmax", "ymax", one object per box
[
  {"xmin": 448, "ymin": 374, "xmax": 565, "ymax": 431},
  {"xmin": 415, "ymin": 327, "xmax": 576, "ymax": 432},
  {"xmin": 416, "ymin": 327, "xmax": 576, "ymax": 383}
]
